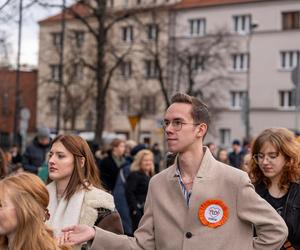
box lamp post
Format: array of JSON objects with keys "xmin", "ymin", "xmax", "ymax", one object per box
[
  {"xmin": 55, "ymin": 0, "xmax": 66, "ymax": 135},
  {"xmin": 244, "ymin": 22, "xmax": 258, "ymax": 141}
]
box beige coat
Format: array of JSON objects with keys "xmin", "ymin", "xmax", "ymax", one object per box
[{"xmin": 91, "ymin": 149, "xmax": 288, "ymax": 250}]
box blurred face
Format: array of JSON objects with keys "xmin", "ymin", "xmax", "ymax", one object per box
[
  {"xmin": 219, "ymin": 150, "xmax": 228, "ymax": 162},
  {"xmin": 140, "ymin": 154, "xmax": 153, "ymax": 175},
  {"xmin": 164, "ymin": 103, "xmax": 200, "ymax": 153},
  {"xmin": 48, "ymin": 141, "xmax": 75, "ymax": 183},
  {"xmin": 113, "ymin": 142, "xmax": 125, "ymax": 157},
  {"xmin": 38, "ymin": 137, "xmax": 50, "ymax": 146},
  {"xmin": 0, "ymin": 191, "xmax": 18, "ymax": 238},
  {"xmin": 256, "ymin": 141, "xmax": 286, "ymax": 182}
]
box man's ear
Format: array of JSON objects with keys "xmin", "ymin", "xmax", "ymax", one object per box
[
  {"xmin": 197, "ymin": 123, "xmax": 207, "ymax": 137},
  {"xmin": 80, "ymin": 157, "xmax": 86, "ymax": 168}
]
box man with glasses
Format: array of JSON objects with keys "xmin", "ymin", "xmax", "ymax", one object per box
[{"xmin": 62, "ymin": 93, "xmax": 287, "ymax": 250}]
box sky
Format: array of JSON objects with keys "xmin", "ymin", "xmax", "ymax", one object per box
[{"xmin": 1, "ymin": 1, "xmax": 71, "ymax": 66}]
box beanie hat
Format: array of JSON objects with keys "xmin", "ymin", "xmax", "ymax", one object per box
[{"xmin": 37, "ymin": 127, "xmax": 50, "ymax": 139}]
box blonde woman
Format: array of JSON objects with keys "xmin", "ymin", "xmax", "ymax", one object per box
[
  {"xmin": 0, "ymin": 172, "xmax": 71, "ymax": 250},
  {"xmin": 125, "ymin": 149, "xmax": 154, "ymax": 231},
  {"xmin": 47, "ymin": 134, "xmax": 123, "ymax": 249}
]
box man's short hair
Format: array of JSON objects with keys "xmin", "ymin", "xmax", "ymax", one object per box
[{"xmin": 170, "ymin": 93, "xmax": 210, "ymax": 130}]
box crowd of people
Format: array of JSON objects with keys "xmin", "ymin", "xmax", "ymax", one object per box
[{"xmin": 0, "ymin": 92, "xmax": 299, "ymax": 249}]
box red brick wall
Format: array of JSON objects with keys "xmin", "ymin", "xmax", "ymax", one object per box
[{"xmin": 0, "ymin": 68, "xmax": 37, "ymax": 134}]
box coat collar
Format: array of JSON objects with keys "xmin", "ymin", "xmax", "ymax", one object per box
[{"xmin": 167, "ymin": 146, "xmax": 218, "ymax": 181}]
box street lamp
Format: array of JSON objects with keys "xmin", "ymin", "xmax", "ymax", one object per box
[{"xmin": 244, "ymin": 22, "xmax": 258, "ymax": 141}]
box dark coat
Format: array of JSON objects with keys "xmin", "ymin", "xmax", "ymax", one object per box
[
  {"xmin": 98, "ymin": 152, "xmax": 123, "ymax": 192},
  {"xmin": 22, "ymin": 137, "xmax": 50, "ymax": 174},
  {"xmin": 256, "ymin": 182, "xmax": 300, "ymax": 250},
  {"xmin": 125, "ymin": 170, "xmax": 150, "ymax": 231},
  {"xmin": 113, "ymin": 160, "xmax": 133, "ymax": 235}
]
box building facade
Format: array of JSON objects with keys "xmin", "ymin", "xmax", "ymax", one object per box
[
  {"xmin": 173, "ymin": 0, "xmax": 300, "ymax": 147},
  {"xmin": 37, "ymin": 0, "xmax": 300, "ymax": 147},
  {"xmin": 0, "ymin": 68, "xmax": 37, "ymax": 148}
]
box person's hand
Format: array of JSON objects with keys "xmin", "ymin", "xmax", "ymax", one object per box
[{"xmin": 60, "ymin": 224, "xmax": 96, "ymax": 245}]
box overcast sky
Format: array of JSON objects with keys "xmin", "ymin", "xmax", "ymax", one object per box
[{"xmin": 1, "ymin": 1, "xmax": 72, "ymax": 66}]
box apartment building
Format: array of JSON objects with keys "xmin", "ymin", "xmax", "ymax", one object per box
[
  {"xmin": 38, "ymin": 0, "xmax": 179, "ymax": 145},
  {"xmin": 173, "ymin": 0, "xmax": 300, "ymax": 146},
  {"xmin": 38, "ymin": 0, "xmax": 300, "ymax": 147}
]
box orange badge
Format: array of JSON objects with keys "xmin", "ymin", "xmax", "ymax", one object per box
[{"xmin": 198, "ymin": 199, "xmax": 228, "ymax": 228}]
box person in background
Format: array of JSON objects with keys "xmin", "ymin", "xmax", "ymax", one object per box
[
  {"xmin": 10, "ymin": 144, "xmax": 22, "ymax": 165},
  {"xmin": 98, "ymin": 138, "xmax": 126, "ymax": 192},
  {"xmin": 113, "ymin": 141, "xmax": 144, "ymax": 236},
  {"xmin": 47, "ymin": 134, "xmax": 123, "ymax": 249},
  {"xmin": 216, "ymin": 147, "xmax": 229, "ymax": 164},
  {"xmin": 125, "ymin": 149, "xmax": 155, "ymax": 232},
  {"xmin": 0, "ymin": 148, "xmax": 8, "ymax": 179},
  {"xmin": 0, "ymin": 172, "xmax": 71, "ymax": 250},
  {"xmin": 22, "ymin": 126, "xmax": 51, "ymax": 174},
  {"xmin": 249, "ymin": 127, "xmax": 300, "ymax": 250},
  {"xmin": 241, "ymin": 153, "xmax": 251, "ymax": 173},
  {"xmin": 228, "ymin": 139, "xmax": 245, "ymax": 169},
  {"xmin": 151, "ymin": 143, "xmax": 162, "ymax": 174},
  {"xmin": 61, "ymin": 93, "xmax": 288, "ymax": 250}
]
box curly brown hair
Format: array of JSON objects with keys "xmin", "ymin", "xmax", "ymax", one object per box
[{"xmin": 249, "ymin": 127, "xmax": 300, "ymax": 191}]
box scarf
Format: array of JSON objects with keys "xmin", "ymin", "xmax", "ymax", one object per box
[{"xmin": 46, "ymin": 182, "xmax": 85, "ymax": 236}]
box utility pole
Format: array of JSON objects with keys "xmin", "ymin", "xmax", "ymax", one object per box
[
  {"xmin": 13, "ymin": 0, "xmax": 23, "ymax": 145},
  {"xmin": 55, "ymin": 0, "xmax": 66, "ymax": 135},
  {"xmin": 244, "ymin": 23, "xmax": 258, "ymax": 141}
]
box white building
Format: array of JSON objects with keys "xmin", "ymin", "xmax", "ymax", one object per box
[{"xmin": 173, "ymin": 0, "xmax": 300, "ymax": 147}]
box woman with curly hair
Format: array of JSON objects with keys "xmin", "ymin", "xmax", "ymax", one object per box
[
  {"xmin": 249, "ymin": 127, "xmax": 300, "ymax": 250},
  {"xmin": 47, "ymin": 134, "xmax": 123, "ymax": 249},
  {"xmin": 0, "ymin": 172, "xmax": 71, "ymax": 250}
]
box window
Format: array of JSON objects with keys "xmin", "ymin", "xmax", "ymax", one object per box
[
  {"xmin": 73, "ymin": 31, "xmax": 85, "ymax": 47},
  {"xmin": 122, "ymin": 26, "xmax": 133, "ymax": 42},
  {"xmin": 280, "ymin": 51, "xmax": 300, "ymax": 70},
  {"xmin": 141, "ymin": 96, "xmax": 156, "ymax": 115},
  {"xmin": 120, "ymin": 61, "xmax": 132, "ymax": 77},
  {"xmin": 232, "ymin": 53, "xmax": 249, "ymax": 71},
  {"xmin": 189, "ymin": 18, "xmax": 206, "ymax": 36},
  {"xmin": 48, "ymin": 96, "xmax": 57, "ymax": 113},
  {"xmin": 119, "ymin": 96, "xmax": 131, "ymax": 113},
  {"xmin": 51, "ymin": 32, "xmax": 62, "ymax": 47},
  {"xmin": 74, "ymin": 63, "xmax": 84, "ymax": 80},
  {"xmin": 147, "ymin": 23, "xmax": 159, "ymax": 40},
  {"xmin": 145, "ymin": 60, "xmax": 159, "ymax": 78},
  {"xmin": 282, "ymin": 11, "xmax": 300, "ymax": 30},
  {"xmin": 230, "ymin": 91, "xmax": 246, "ymax": 109},
  {"xmin": 50, "ymin": 64, "xmax": 62, "ymax": 82},
  {"xmin": 219, "ymin": 128, "xmax": 231, "ymax": 147},
  {"xmin": 233, "ymin": 15, "xmax": 251, "ymax": 34},
  {"xmin": 279, "ymin": 90, "xmax": 295, "ymax": 108},
  {"xmin": 188, "ymin": 55, "xmax": 204, "ymax": 71}
]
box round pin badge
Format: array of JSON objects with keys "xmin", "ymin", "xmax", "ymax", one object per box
[{"xmin": 198, "ymin": 199, "xmax": 228, "ymax": 228}]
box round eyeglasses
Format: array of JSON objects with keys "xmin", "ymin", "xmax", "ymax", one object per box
[
  {"xmin": 252, "ymin": 152, "xmax": 279, "ymax": 164},
  {"xmin": 161, "ymin": 120, "xmax": 199, "ymax": 131}
]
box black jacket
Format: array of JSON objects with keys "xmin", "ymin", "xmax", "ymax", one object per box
[
  {"xmin": 125, "ymin": 170, "xmax": 150, "ymax": 212},
  {"xmin": 22, "ymin": 137, "xmax": 50, "ymax": 174},
  {"xmin": 256, "ymin": 182, "xmax": 300, "ymax": 250}
]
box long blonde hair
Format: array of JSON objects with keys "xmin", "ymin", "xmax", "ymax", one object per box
[
  {"xmin": 130, "ymin": 149, "xmax": 155, "ymax": 176},
  {"xmin": 0, "ymin": 172, "xmax": 71, "ymax": 250}
]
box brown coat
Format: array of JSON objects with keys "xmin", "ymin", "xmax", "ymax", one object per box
[{"xmin": 91, "ymin": 149, "xmax": 288, "ymax": 250}]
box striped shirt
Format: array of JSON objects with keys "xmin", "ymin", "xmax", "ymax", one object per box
[{"xmin": 175, "ymin": 166, "xmax": 193, "ymax": 207}]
